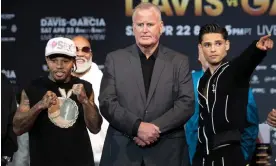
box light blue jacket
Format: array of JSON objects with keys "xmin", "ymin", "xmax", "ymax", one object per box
[{"xmin": 185, "ymin": 70, "xmax": 259, "ymax": 164}]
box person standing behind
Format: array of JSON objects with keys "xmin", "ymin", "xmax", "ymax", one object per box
[
  {"xmin": 1, "ymin": 73, "xmax": 18, "ymax": 166},
  {"xmin": 72, "ymin": 36, "xmax": 107, "ymax": 166},
  {"xmin": 266, "ymin": 108, "xmax": 276, "ymax": 127}
]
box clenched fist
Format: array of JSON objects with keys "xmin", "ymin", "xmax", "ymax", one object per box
[
  {"xmin": 267, "ymin": 108, "xmax": 276, "ymax": 127},
  {"xmin": 72, "ymin": 84, "xmax": 90, "ymax": 104},
  {"xmin": 39, "ymin": 91, "xmax": 58, "ymax": 109}
]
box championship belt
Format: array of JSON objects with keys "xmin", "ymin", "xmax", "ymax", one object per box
[{"xmin": 48, "ymin": 88, "xmax": 79, "ymax": 128}]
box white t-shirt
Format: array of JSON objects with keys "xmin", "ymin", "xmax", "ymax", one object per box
[{"xmin": 80, "ymin": 62, "xmax": 109, "ymax": 163}]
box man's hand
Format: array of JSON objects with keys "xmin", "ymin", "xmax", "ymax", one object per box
[
  {"xmin": 267, "ymin": 108, "xmax": 276, "ymax": 127},
  {"xmin": 137, "ymin": 122, "xmax": 160, "ymax": 145},
  {"xmin": 38, "ymin": 91, "xmax": 57, "ymax": 109},
  {"xmin": 133, "ymin": 137, "xmax": 147, "ymax": 147},
  {"xmin": 256, "ymin": 34, "xmax": 274, "ymax": 51},
  {"xmin": 72, "ymin": 84, "xmax": 90, "ymax": 104}
]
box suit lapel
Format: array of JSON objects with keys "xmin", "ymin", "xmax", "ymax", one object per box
[
  {"xmin": 128, "ymin": 45, "xmax": 147, "ymax": 106},
  {"xmin": 146, "ymin": 46, "xmax": 166, "ymax": 108}
]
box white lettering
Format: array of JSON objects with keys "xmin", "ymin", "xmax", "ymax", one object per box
[
  {"xmin": 41, "ymin": 28, "xmax": 52, "ymax": 33},
  {"xmin": 40, "ymin": 18, "xmax": 66, "ymax": 27},
  {"xmin": 255, "ymin": 65, "xmax": 267, "ymax": 71},
  {"xmin": 257, "ymin": 25, "xmax": 276, "ymax": 36},
  {"xmin": 125, "ymin": 25, "xmax": 133, "ymax": 36},
  {"xmin": 176, "ymin": 25, "xmax": 191, "ymax": 36},
  {"xmin": 252, "ymin": 88, "xmax": 266, "ymax": 94},
  {"xmin": 225, "ymin": 25, "xmax": 251, "ymax": 36},
  {"xmin": 1, "ymin": 70, "xmax": 16, "ymax": 79},
  {"xmin": 69, "ymin": 18, "xmax": 106, "ymax": 27},
  {"xmin": 163, "ymin": 25, "xmax": 173, "ymax": 36},
  {"xmin": 52, "ymin": 27, "xmax": 65, "ymax": 33}
]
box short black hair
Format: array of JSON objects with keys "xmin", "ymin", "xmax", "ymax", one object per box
[{"xmin": 198, "ymin": 23, "xmax": 228, "ymax": 44}]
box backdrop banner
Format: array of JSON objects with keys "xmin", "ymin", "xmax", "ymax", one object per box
[{"xmin": 2, "ymin": 0, "xmax": 276, "ymax": 163}]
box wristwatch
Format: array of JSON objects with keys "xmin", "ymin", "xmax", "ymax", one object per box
[{"xmin": 1, "ymin": 156, "xmax": 11, "ymax": 164}]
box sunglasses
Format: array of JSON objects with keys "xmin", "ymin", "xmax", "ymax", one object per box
[{"xmin": 76, "ymin": 46, "xmax": 91, "ymax": 53}]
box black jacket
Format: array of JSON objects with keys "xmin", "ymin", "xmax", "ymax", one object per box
[
  {"xmin": 197, "ymin": 41, "xmax": 266, "ymax": 155},
  {"xmin": 1, "ymin": 73, "xmax": 18, "ymax": 157}
]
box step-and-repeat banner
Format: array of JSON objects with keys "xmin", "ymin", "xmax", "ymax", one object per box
[{"xmin": 2, "ymin": 0, "xmax": 276, "ymax": 163}]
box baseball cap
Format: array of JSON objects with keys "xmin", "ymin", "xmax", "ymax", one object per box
[{"xmin": 45, "ymin": 37, "xmax": 76, "ymax": 57}]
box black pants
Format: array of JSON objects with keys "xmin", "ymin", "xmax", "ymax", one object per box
[
  {"xmin": 192, "ymin": 144, "xmax": 246, "ymax": 166},
  {"xmin": 141, "ymin": 160, "xmax": 145, "ymax": 166}
]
